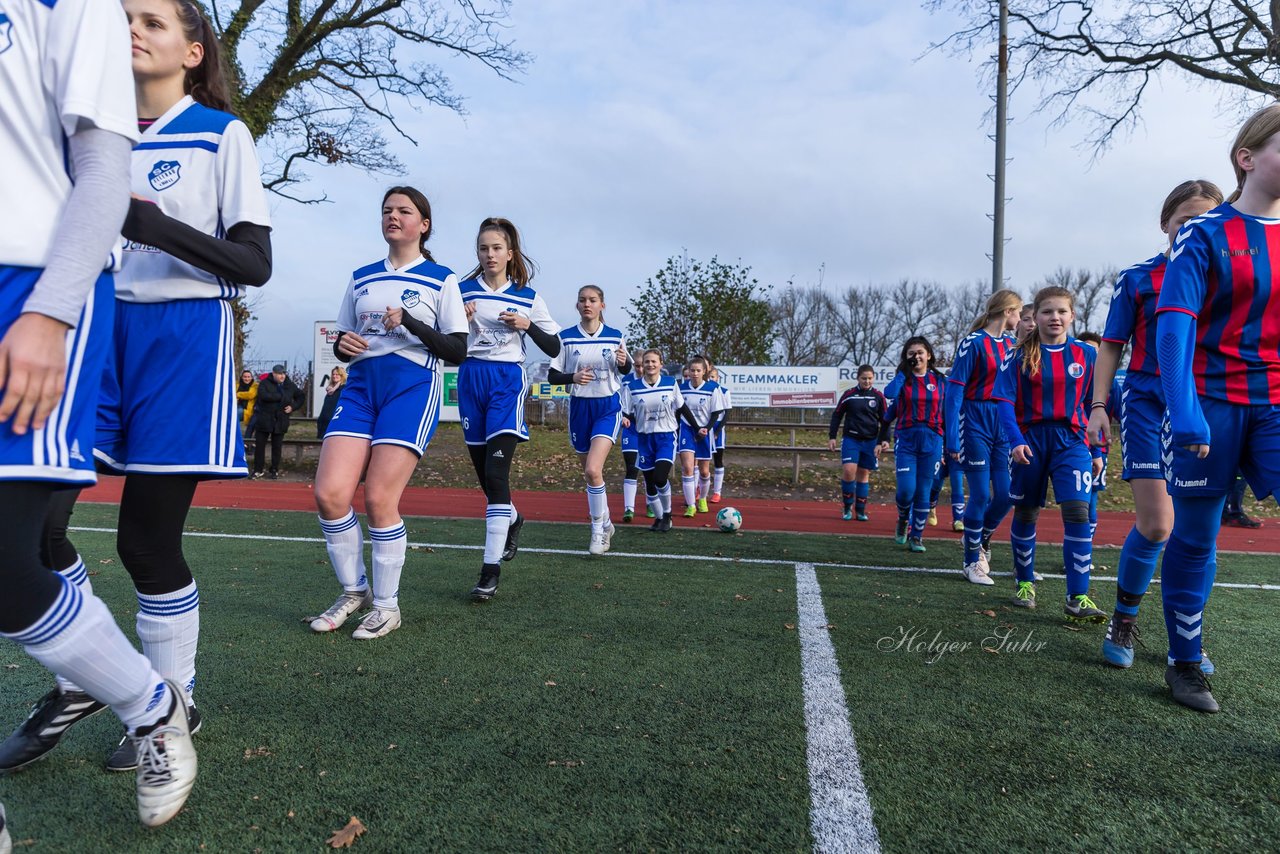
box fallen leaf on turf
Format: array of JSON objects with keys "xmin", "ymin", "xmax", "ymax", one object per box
[
  {"xmin": 1061, "ymin": 625, "xmax": 1081, "ymax": 632},
  {"xmin": 544, "ymin": 680, "xmax": 557, "ymax": 687},
  {"xmin": 591, "ymin": 583, "xmax": 603, "ymax": 590},
  {"xmin": 976, "ymin": 609, "xmax": 997, "ymax": 618},
  {"xmin": 99, "ymin": 558, "xmax": 114, "ymax": 564},
  {"xmin": 982, "ymin": 647, "xmax": 999, "ymax": 654},
  {"xmin": 326, "ymin": 816, "xmax": 366, "ymax": 848},
  {"xmin": 733, "ymin": 594, "xmax": 751, "ymax": 601},
  {"xmin": 4, "ymin": 664, "xmax": 18, "ymax": 670},
  {"xmin": 824, "ymin": 623, "xmax": 836, "ymax": 630},
  {"xmin": 243, "ymin": 746, "xmax": 271, "ymax": 759},
  {"xmin": 784, "ymin": 623, "xmax": 795, "ymax": 630}
]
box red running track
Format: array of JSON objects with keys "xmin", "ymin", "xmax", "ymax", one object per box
[{"xmin": 77, "ymin": 478, "xmax": 1277, "ymax": 553}]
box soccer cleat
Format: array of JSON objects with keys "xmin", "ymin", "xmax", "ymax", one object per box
[
  {"xmin": 352, "ymin": 607, "xmax": 402, "ymax": 640},
  {"xmin": 710, "ymin": 492, "xmax": 722, "ymax": 504},
  {"xmin": 1012, "ymin": 581, "xmax": 1036, "ymax": 609},
  {"xmin": 952, "ymin": 520, "xmax": 965, "ymax": 533},
  {"xmin": 1222, "ymin": 511, "xmax": 1262, "ymax": 529},
  {"xmin": 975, "ymin": 549, "xmax": 991, "ymax": 575},
  {"xmin": 646, "ymin": 507, "xmax": 655, "ymax": 518},
  {"xmin": 1064, "ymin": 594, "xmax": 1108, "ymax": 625},
  {"xmin": 1165, "ymin": 662, "xmax": 1219, "ymax": 713},
  {"xmin": 0, "ymin": 687, "xmax": 107, "ymax": 773},
  {"xmin": 658, "ymin": 513, "xmax": 673, "ymax": 533},
  {"xmin": 601, "ymin": 521, "xmax": 614, "ymax": 551},
  {"xmin": 927, "ymin": 509, "xmax": 938, "ymax": 526},
  {"xmin": 109, "ymin": 706, "xmax": 202, "ymax": 773},
  {"xmin": 1200, "ymin": 653, "xmax": 1216, "ymax": 676},
  {"xmin": 842, "ymin": 508, "xmax": 853, "ymax": 521},
  {"xmin": 588, "ymin": 524, "xmax": 613, "ymax": 556},
  {"xmin": 683, "ymin": 505, "xmax": 697, "ymax": 518},
  {"xmin": 697, "ymin": 498, "xmax": 709, "ymax": 513},
  {"xmin": 133, "ymin": 680, "xmax": 198, "ymax": 827},
  {"xmin": 856, "ymin": 510, "xmax": 869, "ymax": 522},
  {"xmin": 309, "ymin": 589, "xmax": 372, "ymax": 633},
  {"xmin": 250, "ymin": 471, "xmax": 265, "ymax": 480},
  {"xmin": 649, "ymin": 514, "xmax": 663, "ymax": 532},
  {"xmin": 501, "ymin": 515, "xmax": 524, "ymax": 562},
  {"xmin": 1102, "ymin": 613, "xmax": 1138, "ymax": 668},
  {"xmin": 268, "ymin": 470, "xmax": 280, "ymax": 480},
  {"xmin": 908, "ymin": 537, "xmax": 926, "ymax": 553},
  {"xmin": 963, "ymin": 561, "xmax": 994, "ymax": 586},
  {"xmin": 471, "ymin": 564, "xmax": 501, "ymax": 601},
  {"xmin": 622, "ymin": 509, "xmax": 634, "ymax": 523},
  {"xmin": 894, "ymin": 520, "xmax": 908, "ymax": 545},
  {"xmin": 0, "ymin": 802, "xmax": 9, "ymax": 854}
]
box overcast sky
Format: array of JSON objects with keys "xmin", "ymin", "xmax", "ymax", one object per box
[{"xmin": 249, "ymin": 0, "xmax": 1242, "ymax": 369}]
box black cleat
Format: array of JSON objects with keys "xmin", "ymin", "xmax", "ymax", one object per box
[
  {"xmin": 658, "ymin": 513, "xmax": 673, "ymax": 533},
  {"xmin": 0, "ymin": 688, "xmax": 107, "ymax": 773},
  {"xmin": 649, "ymin": 513, "xmax": 663, "ymax": 532},
  {"xmin": 107, "ymin": 705, "xmax": 201, "ymax": 772},
  {"xmin": 502, "ymin": 515, "xmax": 524, "ymax": 561},
  {"xmin": 471, "ymin": 564, "xmax": 501, "ymax": 601},
  {"xmin": 1165, "ymin": 662, "xmax": 1220, "ymax": 713}
]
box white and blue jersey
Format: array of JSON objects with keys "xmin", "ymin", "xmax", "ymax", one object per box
[
  {"xmin": 622, "ymin": 375, "xmax": 684, "ymax": 471},
  {"xmin": 460, "ymin": 278, "xmax": 558, "ymax": 364},
  {"xmin": 551, "ymin": 323, "xmax": 628, "ymax": 453},
  {"xmin": 0, "ymin": 0, "xmax": 135, "ymax": 484},
  {"xmin": 678, "ymin": 379, "xmax": 726, "ymax": 460},
  {"xmin": 619, "ymin": 369, "xmax": 643, "ymax": 454}
]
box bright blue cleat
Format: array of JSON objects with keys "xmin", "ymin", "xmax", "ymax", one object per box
[{"xmin": 1102, "ymin": 613, "xmax": 1137, "ymax": 668}]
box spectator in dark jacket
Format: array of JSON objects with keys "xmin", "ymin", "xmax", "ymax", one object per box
[
  {"xmin": 316, "ymin": 366, "xmax": 347, "ymax": 438},
  {"xmin": 253, "ymin": 365, "xmax": 304, "ymax": 479}
]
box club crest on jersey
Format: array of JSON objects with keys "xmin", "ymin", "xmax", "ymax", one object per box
[
  {"xmin": 148, "ymin": 160, "xmax": 182, "ymax": 191},
  {"xmin": 401, "ymin": 289, "xmax": 420, "ymax": 308},
  {"xmin": 868, "ymin": 398, "xmax": 878, "ymax": 408},
  {"xmin": 926, "ymin": 383, "xmax": 936, "ymax": 392},
  {"xmin": 1067, "ymin": 362, "xmax": 1084, "ymax": 379},
  {"xmin": 0, "ymin": 11, "xmax": 12, "ymax": 56}
]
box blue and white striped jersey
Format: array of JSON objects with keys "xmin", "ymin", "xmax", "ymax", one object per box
[
  {"xmin": 621, "ymin": 375, "xmax": 684, "ymax": 434},
  {"xmin": 550, "ymin": 322, "xmax": 628, "ymax": 398},
  {"xmin": 460, "ymin": 278, "xmax": 559, "ymax": 363},
  {"xmin": 679, "ymin": 379, "xmax": 727, "ymax": 428},
  {"xmin": 335, "ymin": 256, "xmax": 468, "ymax": 370},
  {"xmin": 116, "ymin": 95, "xmax": 271, "ymax": 303}
]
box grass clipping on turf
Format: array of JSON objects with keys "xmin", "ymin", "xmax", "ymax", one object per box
[{"xmin": 326, "ymin": 816, "xmax": 366, "ymax": 848}]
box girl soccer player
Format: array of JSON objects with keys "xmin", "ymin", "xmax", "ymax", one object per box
[
  {"xmin": 994, "ymin": 287, "xmax": 1106, "ymax": 622},
  {"xmin": 828, "ymin": 365, "xmax": 891, "ymax": 521},
  {"xmin": 884, "ymin": 338, "xmax": 946, "ymax": 552},
  {"xmin": 945, "ymin": 289, "xmax": 1022, "ymax": 584},
  {"xmin": 1155, "ymin": 108, "xmax": 1280, "ymax": 713},
  {"xmin": 0, "ymin": 0, "xmax": 196, "ymax": 823},
  {"xmin": 622, "ymin": 351, "xmax": 698, "ymax": 532},
  {"xmin": 1088, "ymin": 181, "xmax": 1223, "ymax": 671},
  {"xmin": 458, "ymin": 218, "xmax": 560, "ymax": 601},
  {"xmin": 308, "ymin": 187, "xmax": 468, "ymax": 639},
  {"xmin": 619, "ymin": 349, "xmax": 645, "ymax": 521},
  {"xmin": 547, "ymin": 286, "xmax": 632, "ymax": 554},
  {"xmin": 677, "ymin": 356, "xmax": 728, "ymax": 517},
  {"xmin": 708, "ymin": 362, "xmax": 731, "ymax": 503},
  {"xmin": 6, "ymin": 0, "xmax": 272, "ymax": 775}
]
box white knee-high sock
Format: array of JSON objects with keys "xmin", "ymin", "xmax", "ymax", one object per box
[
  {"xmin": 698, "ymin": 474, "xmax": 711, "ymax": 500},
  {"xmin": 659, "ymin": 484, "xmax": 673, "ymax": 515},
  {"xmin": 319, "ymin": 509, "xmax": 367, "ymax": 592},
  {"xmin": 368, "ymin": 522, "xmax": 407, "ymax": 611},
  {"xmin": 484, "ymin": 503, "xmax": 513, "ymax": 564},
  {"xmin": 4, "ymin": 577, "xmax": 171, "ymax": 733},
  {"xmin": 713, "ymin": 467, "xmax": 725, "ymax": 495},
  {"xmin": 682, "ymin": 474, "xmax": 697, "ymax": 507},
  {"xmin": 622, "ymin": 478, "xmax": 637, "ymax": 512},
  {"xmin": 586, "ymin": 483, "xmax": 608, "ymax": 532},
  {"xmin": 136, "ymin": 581, "xmax": 200, "ymax": 702},
  {"xmin": 55, "ymin": 556, "xmax": 91, "ymax": 694}
]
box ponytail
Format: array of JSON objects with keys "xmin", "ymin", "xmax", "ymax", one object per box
[
  {"xmin": 468, "ymin": 218, "xmax": 537, "ymax": 287},
  {"xmin": 966, "ymin": 288, "xmax": 1022, "ymax": 335},
  {"xmin": 172, "ymin": 0, "xmax": 232, "ymax": 112}
]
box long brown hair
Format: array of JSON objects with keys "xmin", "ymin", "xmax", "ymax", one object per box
[
  {"xmin": 1020, "ymin": 286, "xmax": 1074, "ymax": 378},
  {"xmin": 1228, "ymin": 104, "xmax": 1280, "ymax": 203},
  {"xmin": 467, "ymin": 217, "xmax": 537, "ymax": 288},
  {"xmin": 1160, "ymin": 179, "xmax": 1223, "ymax": 228},
  {"xmin": 382, "ymin": 186, "xmax": 434, "ymax": 261},
  {"xmin": 966, "ymin": 288, "xmax": 1023, "ymax": 335},
  {"xmin": 171, "ymin": 0, "xmax": 232, "ymax": 112}
]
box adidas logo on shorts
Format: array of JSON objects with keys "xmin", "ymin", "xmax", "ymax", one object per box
[{"xmin": 492, "ymin": 449, "xmax": 505, "ymax": 458}]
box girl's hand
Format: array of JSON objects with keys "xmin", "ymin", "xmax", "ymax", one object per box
[
  {"xmin": 499, "ymin": 310, "xmax": 530, "ymax": 331},
  {"xmin": 877, "ymin": 441, "xmax": 890, "ymax": 457},
  {"xmin": 698, "ymin": 428, "xmax": 708, "ymax": 438},
  {"xmin": 1185, "ymin": 443, "xmax": 1211, "ymax": 459},
  {"xmin": 1092, "ymin": 456, "xmax": 1105, "ymax": 481},
  {"xmin": 949, "ymin": 451, "xmax": 960, "ymax": 462},
  {"xmin": 0, "ymin": 313, "xmax": 71, "ymax": 435},
  {"xmin": 1011, "ymin": 444, "xmax": 1033, "ymax": 465},
  {"xmin": 336, "ymin": 332, "xmax": 369, "ymax": 358},
  {"xmin": 1086, "ymin": 408, "xmax": 1110, "ymax": 447},
  {"xmin": 464, "ymin": 302, "xmax": 477, "ymax": 321},
  {"xmin": 827, "ymin": 438, "xmax": 838, "ymax": 453},
  {"xmin": 622, "ymin": 417, "xmax": 631, "ymax": 429},
  {"xmin": 574, "ymin": 366, "xmax": 595, "ymax": 385},
  {"xmin": 383, "ymin": 306, "xmax": 403, "ymax": 331},
  {"xmin": 615, "ymin": 349, "xmax": 628, "ymax": 366}
]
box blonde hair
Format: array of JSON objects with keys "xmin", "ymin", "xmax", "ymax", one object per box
[
  {"xmin": 1161, "ymin": 180, "xmax": 1223, "ymax": 228},
  {"xmin": 967, "ymin": 288, "xmax": 1023, "ymax": 335},
  {"xmin": 1020, "ymin": 286, "xmax": 1074, "ymax": 378},
  {"xmin": 330, "ymin": 366, "xmax": 347, "ymax": 385},
  {"xmin": 1228, "ymin": 104, "xmax": 1280, "ymax": 203}
]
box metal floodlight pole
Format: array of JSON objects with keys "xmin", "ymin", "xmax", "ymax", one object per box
[{"xmin": 991, "ymin": 0, "xmax": 1009, "ymax": 294}]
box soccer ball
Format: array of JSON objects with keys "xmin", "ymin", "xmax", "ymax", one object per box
[{"xmin": 716, "ymin": 507, "xmax": 743, "ymax": 533}]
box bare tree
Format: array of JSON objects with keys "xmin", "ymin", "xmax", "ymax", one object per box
[
  {"xmin": 928, "ymin": 0, "xmax": 1280, "ymax": 153},
  {"xmin": 770, "ymin": 270, "xmax": 842, "ymax": 364},
  {"xmin": 1038, "ymin": 265, "xmax": 1116, "ymax": 333},
  {"xmin": 930, "ymin": 280, "xmax": 991, "ymax": 365},
  {"xmin": 890, "ymin": 278, "xmax": 950, "ymax": 342},
  {"xmin": 830, "ymin": 284, "xmax": 898, "ymax": 366}
]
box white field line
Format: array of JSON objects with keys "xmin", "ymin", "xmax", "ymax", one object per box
[
  {"xmin": 66, "ymin": 526, "xmax": 1280, "ymax": 591},
  {"xmin": 795, "ymin": 563, "xmax": 880, "ymax": 853}
]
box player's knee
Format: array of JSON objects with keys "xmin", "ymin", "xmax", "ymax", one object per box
[
  {"xmin": 1013, "ymin": 505, "xmax": 1040, "ymax": 525},
  {"xmin": 1060, "ymin": 500, "xmax": 1089, "ymax": 524}
]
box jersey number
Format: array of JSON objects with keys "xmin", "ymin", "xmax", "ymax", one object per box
[{"xmin": 1072, "ymin": 470, "xmax": 1093, "ymax": 494}]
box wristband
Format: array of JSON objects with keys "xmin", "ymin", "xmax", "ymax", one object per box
[{"xmin": 1090, "ymin": 401, "xmax": 1108, "ymax": 410}]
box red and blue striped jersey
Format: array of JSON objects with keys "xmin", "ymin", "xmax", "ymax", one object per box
[
  {"xmin": 1157, "ymin": 203, "xmax": 1280, "ymax": 405},
  {"xmin": 948, "ymin": 329, "xmax": 1012, "ymax": 401},
  {"xmin": 884, "ymin": 370, "xmax": 945, "ymax": 435},
  {"xmin": 1102, "ymin": 254, "xmax": 1165, "ymax": 376},
  {"xmin": 993, "ymin": 338, "xmax": 1096, "ymax": 439}
]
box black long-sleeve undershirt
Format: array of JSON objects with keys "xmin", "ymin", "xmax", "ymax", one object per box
[
  {"xmin": 620, "ymin": 403, "xmax": 699, "ymax": 431},
  {"xmin": 122, "ymin": 199, "xmax": 272, "ymax": 286},
  {"xmin": 547, "ymin": 356, "xmax": 634, "ymax": 387},
  {"xmin": 524, "ymin": 322, "xmax": 561, "ymax": 358},
  {"xmin": 400, "ymin": 315, "xmax": 469, "ymax": 365}
]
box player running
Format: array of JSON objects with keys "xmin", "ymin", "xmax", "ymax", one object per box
[
  {"xmin": 0, "ymin": 0, "xmax": 195, "ymax": 823},
  {"xmin": 884, "ymin": 337, "xmax": 947, "ymax": 552},
  {"xmin": 622, "ymin": 351, "xmax": 698, "ymax": 532},
  {"xmin": 828, "ymin": 365, "xmax": 891, "ymax": 521},
  {"xmin": 677, "ymin": 356, "xmax": 728, "ymax": 518},
  {"xmin": 308, "ymin": 187, "xmax": 468, "ymax": 639},
  {"xmin": 1155, "ymin": 108, "xmax": 1280, "ymax": 713},
  {"xmin": 458, "ymin": 218, "xmax": 560, "ymax": 601},
  {"xmin": 547, "ymin": 286, "xmax": 631, "ymax": 554},
  {"xmin": 994, "ymin": 287, "xmax": 1106, "ymax": 622},
  {"xmin": 708, "ymin": 362, "xmax": 731, "ymax": 503},
  {"xmin": 619, "ymin": 349, "xmax": 645, "ymax": 521}
]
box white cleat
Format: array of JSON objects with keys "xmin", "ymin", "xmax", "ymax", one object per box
[
  {"xmin": 602, "ymin": 521, "xmax": 615, "ymax": 552},
  {"xmin": 310, "ymin": 589, "xmax": 372, "ymax": 633},
  {"xmin": 589, "ymin": 522, "xmax": 616, "ymax": 556},
  {"xmin": 963, "ymin": 561, "xmax": 995, "ymax": 586},
  {"xmin": 135, "ymin": 680, "xmax": 197, "ymax": 828},
  {"xmin": 352, "ymin": 607, "xmax": 402, "ymax": 640},
  {"xmin": 1, "ymin": 801, "xmax": 11, "ymax": 854}
]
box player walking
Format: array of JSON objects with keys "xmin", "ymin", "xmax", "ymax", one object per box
[
  {"xmin": 622, "ymin": 351, "xmax": 698, "ymax": 532},
  {"xmin": 884, "ymin": 338, "xmax": 947, "ymax": 552},
  {"xmin": 619, "ymin": 349, "xmax": 645, "ymax": 521},
  {"xmin": 828, "ymin": 366, "xmax": 891, "ymax": 521},
  {"xmin": 707, "ymin": 362, "xmax": 731, "ymax": 503},
  {"xmin": 677, "ymin": 356, "xmax": 728, "ymax": 518}
]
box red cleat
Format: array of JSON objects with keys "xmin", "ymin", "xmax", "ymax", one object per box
[{"xmin": 710, "ymin": 493, "xmax": 722, "ymax": 504}]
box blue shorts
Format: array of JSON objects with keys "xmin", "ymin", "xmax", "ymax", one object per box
[
  {"xmin": 1009, "ymin": 424, "xmax": 1093, "ymax": 507},
  {"xmin": 569, "ymin": 395, "xmax": 621, "ymax": 454},
  {"xmin": 457, "ymin": 358, "xmax": 528, "ymax": 445},
  {"xmin": 716, "ymin": 426, "xmax": 726, "ymax": 451},
  {"xmin": 1118, "ymin": 373, "xmax": 1166, "ymax": 481},
  {"xmin": 893, "ymin": 425, "xmax": 943, "ymax": 481},
  {"xmin": 0, "ymin": 267, "xmax": 112, "ymax": 485},
  {"xmin": 620, "ymin": 418, "xmax": 638, "ymax": 455},
  {"xmin": 678, "ymin": 424, "xmax": 714, "ymax": 460},
  {"xmin": 841, "ymin": 436, "xmax": 879, "ymax": 470},
  {"xmin": 957, "ymin": 399, "xmax": 1009, "ymax": 472},
  {"xmin": 96, "ymin": 298, "xmax": 245, "ymax": 478},
  {"xmin": 1095, "ymin": 451, "xmax": 1108, "ymax": 492},
  {"xmin": 637, "ymin": 431, "xmax": 675, "ymax": 471},
  {"xmin": 324, "ymin": 354, "xmax": 442, "ymax": 456},
  {"xmin": 1164, "ymin": 396, "xmax": 1280, "ymax": 499}
]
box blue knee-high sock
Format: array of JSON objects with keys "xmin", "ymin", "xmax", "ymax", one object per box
[
  {"xmin": 1115, "ymin": 527, "xmax": 1166, "ymax": 615},
  {"xmin": 1062, "ymin": 517, "xmax": 1093, "ymax": 599},
  {"xmin": 982, "ymin": 462, "xmax": 1012, "ymax": 544},
  {"xmin": 950, "ymin": 467, "xmax": 965, "ymax": 522},
  {"xmin": 1010, "ymin": 516, "xmax": 1036, "ymax": 583},
  {"xmin": 855, "ymin": 480, "xmax": 870, "ymax": 514},
  {"xmin": 841, "ymin": 479, "xmax": 856, "ymax": 510},
  {"xmin": 962, "ymin": 472, "xmax": 989, "ymax": 565},
  {"xmin": 911, "ymin": 467, "xmax": 932, "ymax": 538},
  {"xmin": 896, "ymin": 469, "xmax": 914, "ymax": 525},
  {"xmin": 1088, "ymin": 490, "xmax": 1099, "ymax": 540},
  {"xmin": 1162, "ymin": 495, "xmax": 1224, "ymax": 664}
]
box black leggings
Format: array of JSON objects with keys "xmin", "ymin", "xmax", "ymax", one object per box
[
  {"xmin": 643, "ymin": 461, "xmax": 673, "ymax": 499},
  {"xmin": 623, "ymin": 450, "xmax": 639, "ymax": 480},
  {"xmin": 0, "ymin": 482, "xmax": 63, "ymax": 633},
  {"xmin": 713, "ymin": 449, "xmax": 724, "ymax": 468},
  {"xmin": 467, "ymin": 434, "xmax": 520, "ymax": 505},
  {"xmin": 44, "ymin": 474, "xmax": 198, "ymax": 597}
]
